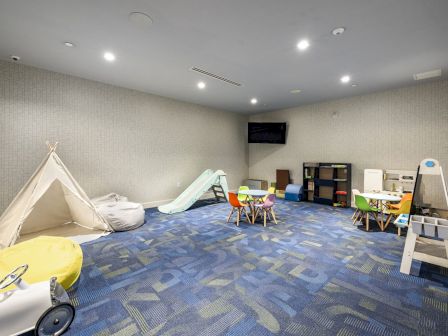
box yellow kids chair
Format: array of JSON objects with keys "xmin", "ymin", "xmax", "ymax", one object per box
[
  {"xmin": 262, "ymin": 187, "xmax": 276, "ymax": 202},
  {"xmin": 384, "ymin": 199, "xmax": 412, "ymax": 232}
]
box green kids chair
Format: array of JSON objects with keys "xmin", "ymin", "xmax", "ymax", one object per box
[
  {"xmin": 238, "ymin": 186, "xmax": 253, "ymax": 203},
  {"xmin": 353, "ymin": 194, "xmax": 380, "ymax": 231}
]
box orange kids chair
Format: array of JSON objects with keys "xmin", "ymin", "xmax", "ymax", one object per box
[
  {"xmin": 389, "ymin": 193, "xmax": 413, "ymax": 210},
  {"xmin": 227, "ymin": 192, "xmax": 251, "ymax": 226}
]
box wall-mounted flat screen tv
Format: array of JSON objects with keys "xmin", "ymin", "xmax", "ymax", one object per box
[{"xmin": 248, "ymin": 122, "xmax": 287, "ymax": 144}]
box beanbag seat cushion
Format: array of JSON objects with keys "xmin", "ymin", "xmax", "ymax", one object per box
[
  {"xmin": 95, "ymin": 201, "xmax": 145, "ymax": 231},
  {"xmin": 0, "ymin": 236, "xmax": 83, "ymax": 292}
]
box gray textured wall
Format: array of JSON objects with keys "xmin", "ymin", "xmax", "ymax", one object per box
[
  {"xmin": 249, "ymin": 79, "xmax": 448, "ymax": 207},
  {"xmin": 2, "ymin": 60, "xmax": 447, "ymax": 213},
  {"xmin": 0, "ymin": 61, "xmax": 249, "ymax": 212}
]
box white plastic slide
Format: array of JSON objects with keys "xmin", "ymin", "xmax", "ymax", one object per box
[{"xmin": 158, "ymin": 169, "xmax": 229, "ymax": 214}]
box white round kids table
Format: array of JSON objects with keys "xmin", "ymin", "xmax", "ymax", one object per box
[
  {"xmin": 238, "ymin": 189, "xmax": 269, "ymax": 223},
  {"xmin": 360, "ymin": 192, "xmax": 401, "ymax": 231}
]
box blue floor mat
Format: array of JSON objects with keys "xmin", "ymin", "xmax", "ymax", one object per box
[{"xmin": 66, "ymin": 200, "xmax": 448, "ymax": 335}]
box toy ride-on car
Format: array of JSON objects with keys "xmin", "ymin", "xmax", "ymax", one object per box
[{"xmin": 0, "ymin": 264, "xmax": 75, "ymax": 336}]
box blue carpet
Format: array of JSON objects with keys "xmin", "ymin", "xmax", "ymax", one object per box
[{"xmin": 66, "ymin": 200, "xmax": 448, "ymax": 335}]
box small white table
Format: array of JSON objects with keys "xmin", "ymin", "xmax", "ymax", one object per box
[
  {"xmin": 238, "ymin": 189, "xmax": 269, "ymax": 223},
  {"xmin": 360, "ymin": 193, "xmax": 401, "ymax": 203},
  {"xmin": 238, "ymin": 189, "xmax": 269, "ymax": 199},
  {"xmin": 360, "ymin": 192, "xmax": 401, "ymax": 231}
]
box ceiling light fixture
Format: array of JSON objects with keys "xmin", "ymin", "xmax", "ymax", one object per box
[
  {"xmin": 10, "ymin": 55, "xmax": 20, "ymax": 62},
  {"xmin": 297, "ymin": 39, "xmax": 310, "ymax": 51},
  {"xmin": 340, "ymin": 75, "xmax": 351, "ymax": 84},
  {"xmin": 290, "ymin": 89, "xmax": 302, "ymax": 94},
  {"xmin": 64, "ymin": 42, "xmax": 75, "ymax": 47},
  {"xmin": 103, "ymin": 52, "xmax": 116, "ymax": 62},
  {"xmin": 250, "ymin": 98, "xmax": 258, "ymax": 105},
  {"xmin": 351, "ymin": 83, "xmax": 358, "ymax": 87},
  {"xmin": 332, "ymin": 27, "xmax": 346, "ymax": 36},
  {"xmin": 197, "ymin": 81, "xmax": 206, "ymax": 89}
]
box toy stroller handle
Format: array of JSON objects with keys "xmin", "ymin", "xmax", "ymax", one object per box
[{"xmin": 0, "ymin": 264, "xmax": 28, "ymax": 289}]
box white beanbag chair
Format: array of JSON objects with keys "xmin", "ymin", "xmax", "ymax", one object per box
[{"xmin": 95, "ymin": 201, "xmax": 145, "ymax": 231}]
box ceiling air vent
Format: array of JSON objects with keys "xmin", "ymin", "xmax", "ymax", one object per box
[
  {"xmin": 191, "ymin": 67, "xmax": 242, "ymax": 87},
  {"xmin": 413, "ymin": 69, "xmax": 442, "ymax": 81}
]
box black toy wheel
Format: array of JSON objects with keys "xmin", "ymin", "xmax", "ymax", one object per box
[{"xmin": 35, "ymin": 303, "xmax": 75, "ymax": 336}]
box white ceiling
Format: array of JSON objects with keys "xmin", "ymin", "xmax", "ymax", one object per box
[{"xmin": 1, "ymin": 0, "xmax": 447, "ymax": 114}]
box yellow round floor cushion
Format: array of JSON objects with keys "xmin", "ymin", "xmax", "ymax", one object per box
[{"xmin": 0, "ymin": 236, "xmax": 83, "ymax": 292}]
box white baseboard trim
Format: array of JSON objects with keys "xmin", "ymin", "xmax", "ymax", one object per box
[
  {"xmin": 142, "ymin": 199, "xmax": 174, "ymax": 209},
  {"xmin": 141, "ymin": 191, "xmax": 220, "ymax": 209},
  {"xmin": 143, "ymin": 193, "xmax": 352, "ymax": 209}
]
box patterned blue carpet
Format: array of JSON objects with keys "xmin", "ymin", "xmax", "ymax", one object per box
[{"xmin": 66, "ymin": 200, "xmax": 448, "ymax": 335}]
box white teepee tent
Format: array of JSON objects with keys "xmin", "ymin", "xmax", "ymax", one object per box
[{"xmin": 0, "ymin": 143, "xmax": 113, "ymax": 248}]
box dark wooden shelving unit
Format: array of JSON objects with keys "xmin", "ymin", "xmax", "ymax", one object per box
[{"xmin": 303, "ymin": 162, "xmax": 352, "ymax": 208}]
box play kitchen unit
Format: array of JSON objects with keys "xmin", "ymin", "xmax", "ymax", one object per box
[{"xmin": 364, "ymin": 168, "xmax": 417, "ymax": 197}]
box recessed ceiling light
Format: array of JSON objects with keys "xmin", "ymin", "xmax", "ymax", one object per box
[
  {"xmin": 340, "ymin": 75, "xmax": 351, "ymax": 84},
  {"xmin": 250, "ymin": 98, "xmax": 258, "ymax": 105},
  {"xmin": 332, "ymin": 27, "xmax": 346, "ymax": 36},
  {"xmin": 197, "ymin": 81, "xmax": 206, "ymax": 89},
  {"xmin": 10, "ymin": 55, "xmax": 20, "ymax": 62},
  {"xmin": 129, "ymin": 12, "xmax": 153, "ymax": 28},
  {"xmin": 64, "ymin": 42, "xmax": 75, "ymax": 47},
  {"xmin": 290, "ymin": 89, "xmax": 302, "ymax": 94},
  {"xmin": 297, "ymin": 39, "xmax": 310, "ymax": 51},
  {"xmin": 103, "ymin": 52, "xmax": 116, "ymax": 62}
]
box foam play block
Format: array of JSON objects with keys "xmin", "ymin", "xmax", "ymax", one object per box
[
  {"xmin": 285, "ymin": 184, "xmax": 303, "ymax": 201},
  {"xmin": 276, "ymin": 190, "xmax": 285, "ymax": 199}
]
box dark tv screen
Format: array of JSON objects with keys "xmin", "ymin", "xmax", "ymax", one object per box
[{"xmin": 248, "ymin": 122, "xmax": 286, "ymax": 144}]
